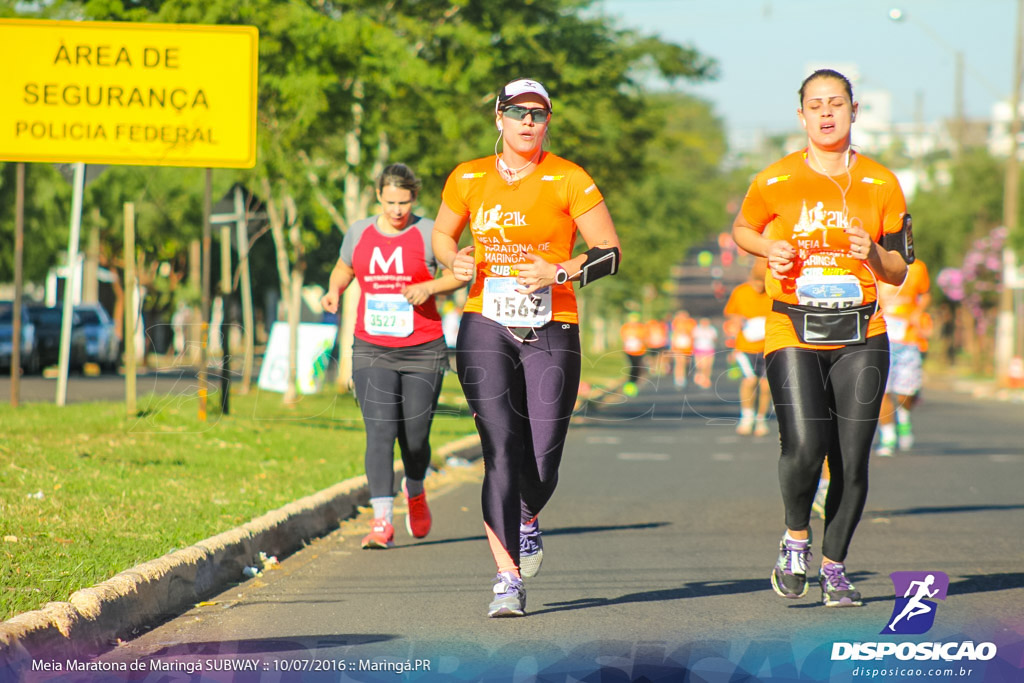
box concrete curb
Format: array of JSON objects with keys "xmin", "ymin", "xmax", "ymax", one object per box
[{"xmin": 0, "ymin": 432, "xmax": 482, "ymax": 671}]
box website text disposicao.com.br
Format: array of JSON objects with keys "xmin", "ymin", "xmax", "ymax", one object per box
[
  {"xmin": 852, "ymin": 665, "xmax": 978, "ymax": 678},
  {"xmin": 836, "ymin": 640, "xmax": 996, "ymax": 679}
]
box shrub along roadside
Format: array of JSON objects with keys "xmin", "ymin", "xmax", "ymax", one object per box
[{"xmin": 0, "ymin": 351, "xmax": 629, "ymax": 621}]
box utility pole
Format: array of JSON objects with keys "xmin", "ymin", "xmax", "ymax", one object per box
[
  {"xmin": 996, "ymin": 0, "xmax": 1024, "ymax": 385},
  {"xmin": 954, "ymin": 51, "xmax": 965, "ymax": 156}
]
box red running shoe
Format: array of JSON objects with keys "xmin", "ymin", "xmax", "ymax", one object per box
[
  {"xmin": 361, "ymin": 518, "xmax": 394, "ymax": 549},
  {"xmin": 403, "ymin": 479, "xmax": 432, "ymax": 539}
]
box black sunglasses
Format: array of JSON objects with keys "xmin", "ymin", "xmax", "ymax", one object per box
[{"xmin": 500, "ymin": 105, "xmax": 551, "ymax": 123}]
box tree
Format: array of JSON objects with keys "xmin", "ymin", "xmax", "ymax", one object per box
[
  {"xmin": 0, "ymin": 163, "xmax": 71, "ymax": 284},
  {"xmin": 587, "ymin": 91, "xmax": 736, "ymax": 317},
  {"xmin": 910, "ymin": 148, "xmax": 1004, "ymax": 275},
  {"xmin": 15, "ymin": 0, "xmax": 728, "ymax": 399}
]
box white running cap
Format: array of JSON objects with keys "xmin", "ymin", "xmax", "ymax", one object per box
[{"xmin": 496, "ymin": 78, "xmax": 551, "ymax": 113}]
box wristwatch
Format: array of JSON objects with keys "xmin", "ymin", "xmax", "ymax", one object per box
[{"xmin": 554, "ymin": 264, "xmax": 569, "ymax": 285}]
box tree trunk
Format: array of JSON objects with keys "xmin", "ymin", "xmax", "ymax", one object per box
[
  {"xmin": 83, "ymin": 221, "xmax": 100, "ymax": 304},
  {"xmin": 336, "ymin": 79, "xmax": 367, "ymax": 394},
  {"xmin": 284, "ymin": 196, "xmax": 305, "ymax": 405},
  {"xmin": 262, "ymin": 178, "xmax": 293, "ymax": 323}
]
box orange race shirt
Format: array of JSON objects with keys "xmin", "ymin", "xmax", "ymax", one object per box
[
  {"xmin": 621, "ymin": 321, "xmax": 647, "ymax": 356},
  {"xmin": 441, "ymin": 152, "xmax": 604, "ymax": 325},
  {"xmin": 645, "ymin": 319, "xmax": 669, "ymax": 349},
  {"xmin": 669, "ymin": 313, "xmax": 695, "ymax": 353},
  {"xmin": 723, "ymin": 282, "xmax": 772, "ymax": 354},
  {"xmin": 740, "ymin": 150, "xmax": 907, "ymax": 354},
  {"xmin": 878, "ymin": 258, "xmax": 930, "ymax": 346}
]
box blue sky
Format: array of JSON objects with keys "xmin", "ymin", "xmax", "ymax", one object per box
[{"xmin": 598, "ymin": 0, "xmax": 1017, "ymax": 140}]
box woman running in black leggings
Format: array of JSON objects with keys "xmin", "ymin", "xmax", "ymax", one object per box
[
  {"xmin": 321, "ymin": 164, "xmax": 464, "ymax": 549},
  {"xmin": 732, "ymin": 69, "xmax": 911, "ymax": 607},
  {"xmin": 432, "ymin": 78, "xmax": 622, "ymax": 617}
]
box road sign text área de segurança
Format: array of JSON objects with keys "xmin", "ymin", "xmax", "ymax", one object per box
[{"xmin": 0, "ymin": 19, "xmax": 258, "ymax": 168}]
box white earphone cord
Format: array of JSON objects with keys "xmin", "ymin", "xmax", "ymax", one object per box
[
  {"xmin": 493, "ymin": 128, "xmax": 545, "ymax": 184},
  {"xmin": 807, "ymin": 145, "xmax": 886, "ymax": 294}
]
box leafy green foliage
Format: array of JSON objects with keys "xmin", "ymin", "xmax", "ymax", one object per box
[
  {"xmin": 4, "ymin": 0, "xmax": 734, "ymax": 323},
  {"xmin": 909, "ymin": 149, "xmax": 1006, "ymax": 276},
  {"xmin": 585, "ymin": 92, "xmax": 735, "ymax": 314},
  {"xmin": 0, "ymin": 163, "xmax": 72, "ymax": 283}
]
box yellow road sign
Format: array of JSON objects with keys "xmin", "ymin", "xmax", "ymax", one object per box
[{"xmin": 0, "ymin": 19, "xmax": 258, "ymax": 168}]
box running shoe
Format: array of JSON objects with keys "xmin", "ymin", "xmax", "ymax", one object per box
[
  {"xmin": 897, "ymin": 421, "xmax": 914, "ymax": 451},
  {"xmin": 488, "ymin": 571, "xmax": 526, "ymax": 617},
  {"xmin": 753, "ymin": 418, "xmax": 770, "ymax": 437},
  {"xmin": 770, "ymin": 535, "xmax": 812, "ymax": 598},
  {"xmin": 811, "ymin": 478, "xmax": 829, "ymax": 520},
  {"xmin": 875, "ymin": 435, "xmax": 896, "ymax": 458},
  {"xmin": 402, "ymin": 478, "xmax": 432, "ymax": 539},
  {"xmin": 520, "ymin": 519, "xmax": 544, "ymax": 578},
  {"xmin": 361, "ymin": 518, "xmax": 394, "ymax": 549},
  {"xmin": 819, "ymin": 562, "xmax": 863, "ymax": 607},
  {"xmin": 736, "ymin": 416, "xmax": 754, "ymax": 435}
]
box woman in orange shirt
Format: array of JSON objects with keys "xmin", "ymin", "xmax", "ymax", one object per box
[
  {"xmin": 620, "ymin": 313, "xmax": 648, "ymax": 396},
  {"xmin": 723, "ymin": 257, "xmax": 772, "ymax": 436},
  {"xmin": 732, "ymin": 69, "xmax": 910, "ymax": 608},
  {"xmin": 433, "ymin": 78, "xmax": 622, "ymax": 617},
  {"xmin": 669, "ymin": 310, "xmax": 695, "ymax": 389}
]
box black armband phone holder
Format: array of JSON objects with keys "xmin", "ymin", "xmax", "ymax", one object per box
[
  {"xmin": 579, "ymin": 246, "xmax": 620, "ymax": 287},
  {"xmin": 882, "ymin": 213, "xmax": 915, "ymax": 264}
]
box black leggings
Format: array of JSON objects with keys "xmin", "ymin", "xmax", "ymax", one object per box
[
  {"xmin": 455, "ymin": 313, "xmax": 581, "ymax": 572},
  {"xmin": 626, "ymin": 354, "xmax": 644, "ymax": 383},
  {"xmin": 765, "ymin": 334, "xmax": 889, "ymax": 562},
  {"xmin": 352, "ymin": 367, "xmax": 444, "ymax": 499}
]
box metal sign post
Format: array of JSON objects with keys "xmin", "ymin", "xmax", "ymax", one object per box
[
  {"xmin": 10, "ymin": 163, "xmax": 26, "ymax": 407},
  {"xmin": 0, "ymin": 19, "xmax": 258, "ymax": 411},
  {"xmin": 55, "ymin": 162, "xmax": 85, "ymax": 407},
  {"xmin": 198, "ymin": 169, "xmax": 212, "ymax": 421},
  {"xmin": 233, "ymin": 186, "xmax": 255, "ymax": 394},
  {"xmin": 124, "ymin": 203, "xmax": 137, "ymax": 415}
]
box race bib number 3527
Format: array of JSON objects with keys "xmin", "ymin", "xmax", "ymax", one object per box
[{"xmin": 364, "ymin": 294, "xmax": 414, "ymax": 337}]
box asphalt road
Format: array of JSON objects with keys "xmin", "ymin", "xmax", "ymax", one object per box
[
  {"xmin": 33, "ymin": 368, "xmax": 1024, "ymax": 682},
  {"xmin": 0, "ymin": 367, "xmax": 220, "ymax": 405}
]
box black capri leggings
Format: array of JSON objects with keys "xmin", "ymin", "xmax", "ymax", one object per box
[
  {"xmin": 455, "ymin": 313, "xmax": 581, "ymax": 572},
  {"xmin": 352, "ymin": 367, "xmax": 445, "ymax": 499},
  {"xmin": 764, "ymin": 333, "xmax": 889, "ymax": 562}
]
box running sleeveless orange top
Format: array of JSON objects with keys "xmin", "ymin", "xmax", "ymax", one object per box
[
  {"xmin": 441, "ymin": 152, "xmax": 604, "ymax": 325},
  {"xmin": 724, "ymin": 281, "xmax": 772, "ymax": 354},
  {"xmin": 740, "ymin": 150, "xmax": 907, "ymax": 354},
  {"xmin": 878, "ymin": 258, "xmax": 930, "ymax": 345}
]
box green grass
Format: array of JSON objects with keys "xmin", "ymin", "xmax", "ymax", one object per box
[
  {"xmin": 0, "ymin": 374, "xmax": 476, "ymax": 621},
  {"xmin": 0, "ymin": 357, "xmax": 624, "ymax": 621},
  {"xmin": 579, "ymin": 345, "xmax": 631, "ymax": 389}
]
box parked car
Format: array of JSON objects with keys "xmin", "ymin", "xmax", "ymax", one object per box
[
  {"xmin": 27, "ymin": 305, "xmax": 88, "ymax": 372},
  {"xmin": 74, "ymin": 303, "xmax": 120, "ymax": 372},
  {"xmin": 0, "ymin": 300, "xmax": 40, "ymax": 375}
]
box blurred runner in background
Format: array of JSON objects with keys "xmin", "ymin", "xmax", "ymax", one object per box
[{"xmin": 724, "ymin": 257, "xmax": 773, "ymax": 436}]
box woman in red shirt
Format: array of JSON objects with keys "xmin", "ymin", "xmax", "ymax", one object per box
[{"xmin": 321, "ymin": 163, "xmax": 464, "ymax": 550}]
